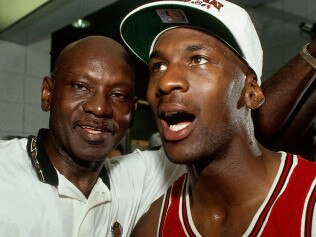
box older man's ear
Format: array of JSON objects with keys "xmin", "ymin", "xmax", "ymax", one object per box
[{"xmin": 41, "ymin": 76, "xmax": 53, "ymax": 112}]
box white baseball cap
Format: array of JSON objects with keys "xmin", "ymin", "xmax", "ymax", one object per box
[{"xmin": 120, "ymin": 0, "xmax": 263, "ymax": 84}]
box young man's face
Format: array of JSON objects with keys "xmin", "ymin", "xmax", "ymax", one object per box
[
  {"xmin": 43, "ymin": 40, "xmax": 137, "ymax": 162},
  {"xmin": 147, "ymin": 28, "xmax": 249, "ymax": 164}
]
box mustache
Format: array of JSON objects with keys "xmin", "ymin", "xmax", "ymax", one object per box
[{"xmin": 73, "ymin": 117, "xmax": 120, "ymax": 133}]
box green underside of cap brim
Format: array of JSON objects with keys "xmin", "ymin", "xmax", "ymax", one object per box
[{"xmin": 121, "ymin": 3, "xmax": 242, "ymax": 64}]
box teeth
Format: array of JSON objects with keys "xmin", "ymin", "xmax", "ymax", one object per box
[
  {"xmin": 88, "ymin": 129, "xmax": 102, "ymax": 134},
  {"xmin": 82, "ymin": 126, "xmax": 102, "ymax": 133},
  {"xmin": 164, "ymin": 111, "xmax": 178, "ymax": 117},
  {"xmin": 169, "ymin": 123, "xmax": 189, "ymax": 131}
]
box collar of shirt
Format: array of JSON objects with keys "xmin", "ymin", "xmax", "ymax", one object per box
[{"xmin": 26, "ymin": 128, "xmax": 111, "ymax": 190}]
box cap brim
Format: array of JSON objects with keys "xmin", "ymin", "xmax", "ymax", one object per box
[{"xmin": 120, "ymin": 1, "xmax": 242, "ymax": 64}]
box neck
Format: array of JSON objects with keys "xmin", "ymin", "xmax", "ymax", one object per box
[
  {"xmin": 44, "ymin": 134, "xmax": 104, "ymax": 198},
  {"xmin": 187, "ymin": 136, "xmax": 280, "ymax": 207},
  {"xmin": 185, "ymin": 137, "xmax": 281, "ymax": 236}
]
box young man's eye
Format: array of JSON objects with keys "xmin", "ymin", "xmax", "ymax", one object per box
[
  {"xmin": 190, "ymin": 56, "xmax": 209, "ymax": 66},
  {"xmin": 151, "ymin": 62, "xmax": 167, "ymax": 72}
]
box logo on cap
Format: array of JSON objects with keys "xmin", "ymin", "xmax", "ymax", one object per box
[
  {"xmin": 183, "ymin": 0, "xmax": 224, "ymax": 11},
  {"xmin": 156, "ymin": 9, "xmax": 188, "ymax": 23}
]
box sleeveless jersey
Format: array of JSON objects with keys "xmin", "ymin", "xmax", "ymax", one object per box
[{"xmin": 157, "ymin": 153, "xmax": 316, "ymax": 237}]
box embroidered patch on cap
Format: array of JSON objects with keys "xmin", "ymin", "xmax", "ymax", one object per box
[{"xmin": 156, "ymin": 9, "xmax": 188, "ymax": 23}]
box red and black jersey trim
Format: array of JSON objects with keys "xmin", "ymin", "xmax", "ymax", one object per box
[
  {"xmin": 181, "ymin": 175, "xmax": 198, "ymax": 237},
  {"xmin": 304, "ymin": 183, "xmax": 316, "ymax": 237},
  {"xmin": 158, "ymin": 186, "xmax": 172, "ymax": 237},
  {"xmin": 248, "ymin": 153, "xmax": 294, "ymax": 237}
]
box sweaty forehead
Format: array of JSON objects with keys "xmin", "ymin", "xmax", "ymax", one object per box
[
  {"xmin": 152, "ymin": 27, "xmax": 250, "ymax": 72},
  {"xmin": 154, "ymin": 28, "xmax": 220, "ymax": 50},
  {"xmin": 152, "ymin": 28, "xmax": 226, "ymax": 57}
]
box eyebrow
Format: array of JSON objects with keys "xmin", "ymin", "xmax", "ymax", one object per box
[
  {"xmin": 66, "ymin": 71, "xmax": 91, "ymax": 79},
  {"xmin": 186, "ymin": 44, "xmax": 213, "ymax": 52},
  {"xmin": 149, "ymin": 51, "xmax": 162, "ymax": 60}
]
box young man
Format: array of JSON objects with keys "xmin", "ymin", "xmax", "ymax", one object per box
[
  {"xmin": 121, "ymin": 2, "xmax": 316, "ymax": 162},
  {"xmin": 120, "ymin": 0, "xmax": 316, "ymax": 236}
]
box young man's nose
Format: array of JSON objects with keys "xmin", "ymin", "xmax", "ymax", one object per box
[{"xmin": 156, "ymin": 64, "xmax": 189, "ymax": 96}]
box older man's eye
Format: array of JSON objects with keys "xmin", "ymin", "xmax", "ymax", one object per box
[
  {"xmin": 112, "ymin": 92, "xmax": 126, "ymax": 99},
  {"xmin": 73, "ymin": 82, "xmax": 88, "ymax": 91},
  {"xmin": 190, "ymin": 56, "xmax": 209, "ymax": 66},
  {"xmin": 151, "ymin": 62, "xmax": 167, "ymax": 72}
]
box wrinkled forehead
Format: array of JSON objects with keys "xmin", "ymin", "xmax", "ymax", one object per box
[{"xmin": 54, "ymin": 45, "xmax": 135, "ymax": 78}]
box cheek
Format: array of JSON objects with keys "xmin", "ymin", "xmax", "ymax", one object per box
[
  {"xmin": 113, "ymin": 106, "xmax": 133, "ymax": 128},
  {"xmin": 116, "ymin": 104, "xmax": 133, "ymax": 116},
  {"xmin": 52, "ymin": 90, "xmax": 80, "ymax": 110},
  {"xmin": 50, "ymin": 96, "xmax": 73, "ymax": 119},
  {"xmin": 114, "ymin": 115, "xmax": 131, "ymax": 137},
  {"xmin": 199, "ymin": 85, "xmax": 232, "ymax": 124},
  {"xmin": 146, "ymin": 81, "xmax": 156, "ymax": 105},
  {"xmin": 60, "ymin": 100, "xmax": 82, "ymax": 123},
  {"xmin": 120, "ymin": 113, "xmax": 132, "ymax": 125}
]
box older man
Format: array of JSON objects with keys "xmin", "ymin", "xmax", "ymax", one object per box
[{"xmin": 0, "ymin": 36, "xmax": 182, "ymax": 237}]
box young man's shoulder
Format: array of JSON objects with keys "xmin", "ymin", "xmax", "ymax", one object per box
[
  {"xmin": 260, "ymin": 154, "xmax": 315, "ymax": 235},
  {"xmin": 278, "ymin": 153, "xmax": 315, "ymax": 195},
  {"xmin": 295, "ymin": 154, "xmax": 316, "ymax": 175}
]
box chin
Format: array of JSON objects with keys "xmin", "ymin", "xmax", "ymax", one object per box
[
  {"xmin": 163, "ymin": 145, "xmax": 199, "ymax": 164},
  {"xmin": 75, "ymin": 137, "xmax": 117, "ymax": 158},
  {"xmin": 75, "ymin": 146, "xmax": 109, "ymax": 162},
  {"xmin": 164, "ymin": 138, "xmax": 216, "ymax": 166}
]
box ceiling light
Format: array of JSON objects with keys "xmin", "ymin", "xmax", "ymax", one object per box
[
  {"xmin": 0, "ymin": 0, "xmax": 51, "ymax": 33},
  {"xmin": 72, "ymin": 18, "xmax": 90, "ymax": 28}
]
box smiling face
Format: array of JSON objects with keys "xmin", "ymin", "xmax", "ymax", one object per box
[
  {"xmin": 147, "ymin": 28, "xmax": 255, "ymax": 164},
  {"xmin": 42, "ymin": 37, "xmax": 137, "ymax": 163}
]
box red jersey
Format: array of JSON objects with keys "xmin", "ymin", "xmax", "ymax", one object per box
[{"xmin": 157, "ymin": 153, "xmax": 316, "ymax": 237}]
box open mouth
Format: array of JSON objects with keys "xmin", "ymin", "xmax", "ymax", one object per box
[{"xmin": 160, "ymin": 111, "xmax": 196, "ymax": 132}]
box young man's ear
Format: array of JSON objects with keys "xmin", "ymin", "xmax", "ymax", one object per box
[
  {"xmin": 244, "ymin": 73, "xmax": 265, "ymax": 110},
  {"xmin": 41, "ymin": 76, "xmax": 53, "ymax": 112}
]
